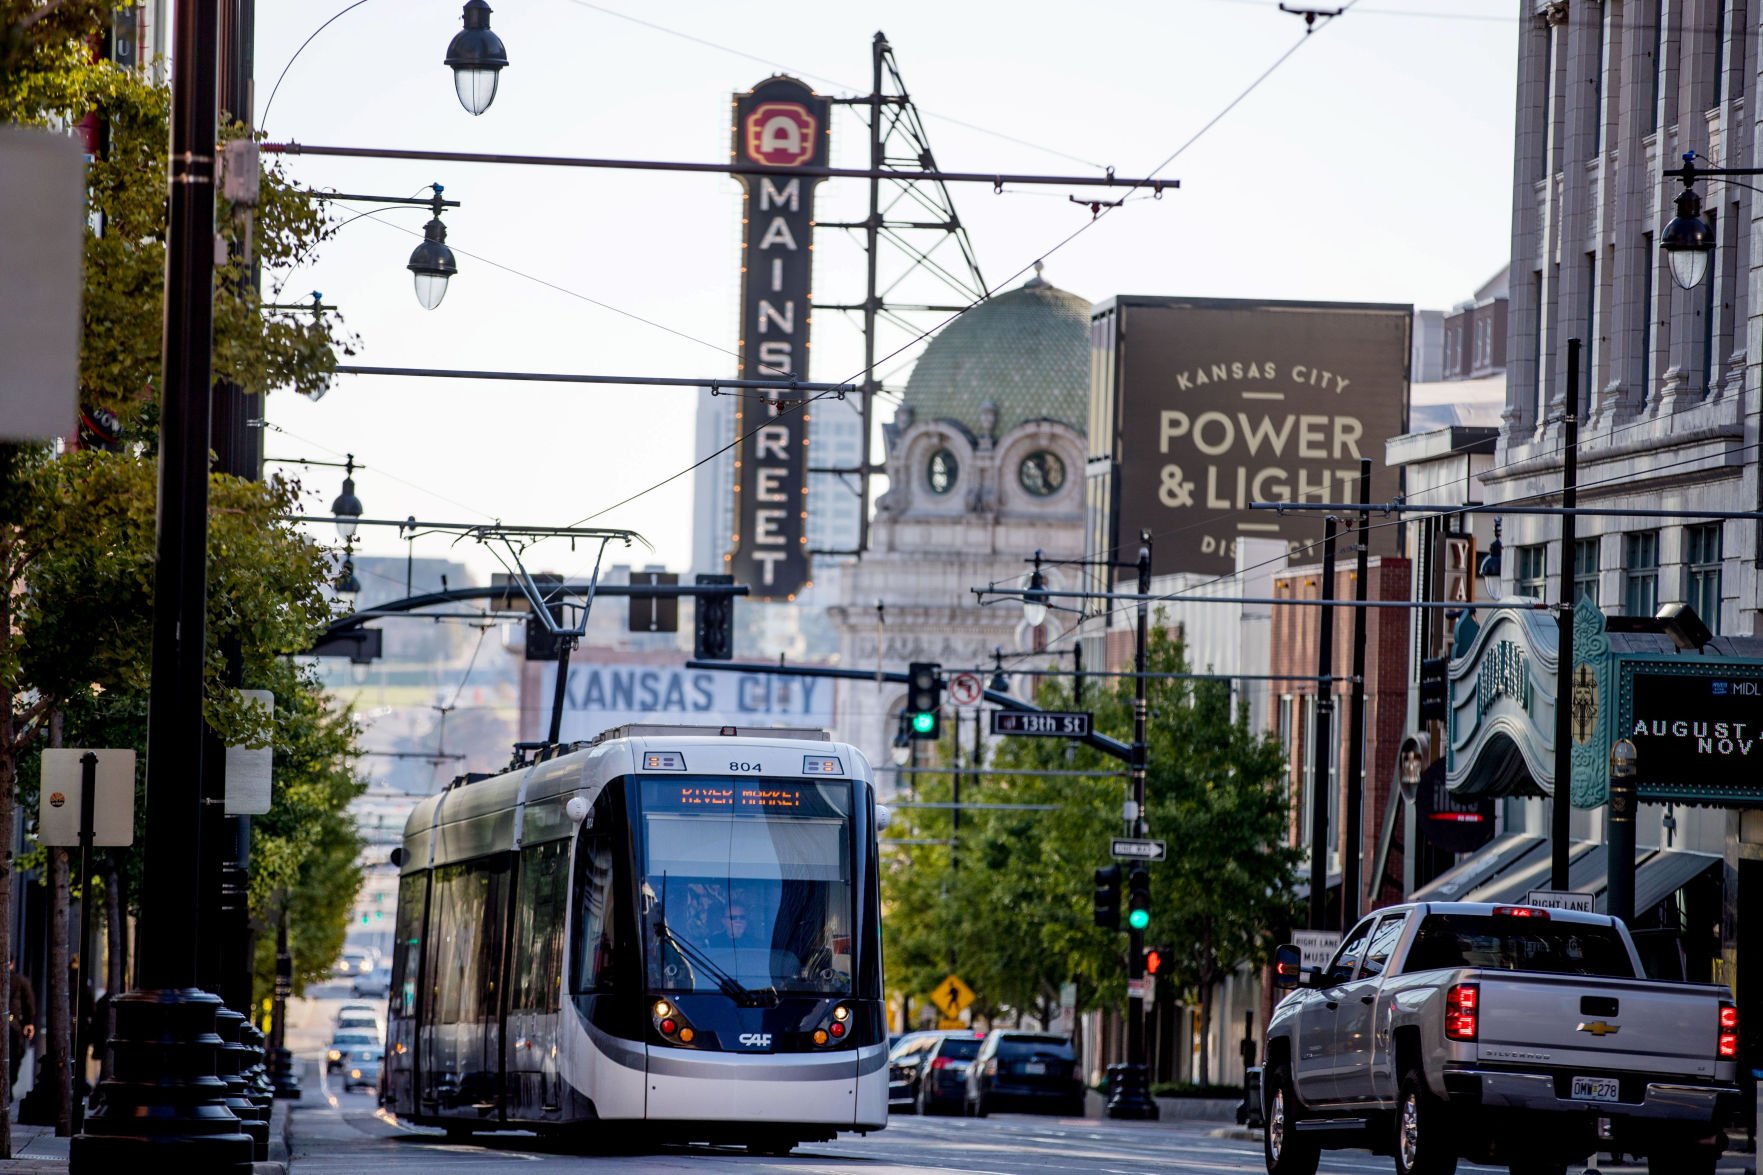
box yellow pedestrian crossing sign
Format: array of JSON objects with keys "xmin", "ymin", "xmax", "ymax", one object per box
[{"xmin": 930, "ymin": 974, "xmax": 974, "ymax": 1018}]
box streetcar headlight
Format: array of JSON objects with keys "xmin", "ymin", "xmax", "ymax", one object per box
[
  {"xmin": 653, "ymin": 1000, "xmax": 671, "ymax": 1019},
  {"xmin": 832, "ymin": 1005, "xmax": 850, "ymax": 1021}
]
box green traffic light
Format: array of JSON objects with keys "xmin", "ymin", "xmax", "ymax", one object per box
[
  {"xmin": 911, "ymin": 711, "xmax": 936, "ymax": 734},
  {"xmin": 1127, "ymin": 908, "xmax": 1150, "ymax": 931}
]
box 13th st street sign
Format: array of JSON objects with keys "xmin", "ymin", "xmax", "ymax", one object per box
[{"xmin": 991, "ymin": 710, "xmax": 1091, "ymax": 737}]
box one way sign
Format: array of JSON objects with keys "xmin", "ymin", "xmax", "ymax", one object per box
[{"xmin": 1111, "ymin": 838, "xmax": 1166, "ymax": 862}]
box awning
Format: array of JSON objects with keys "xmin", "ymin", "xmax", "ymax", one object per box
[
  {"xmin": 1409, "ymin": 834, "xmax": 1548, "ymax": 902},
  {"xmin": 1410, "ymin": 837, "xmax": 1720, "ymax": 917},
  {"xmin": 1632, "ymin": 849, "xmax": 1722, "ymax": 916}
]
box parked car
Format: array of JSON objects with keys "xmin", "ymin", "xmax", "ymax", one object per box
[
  {"xmin": 1263, "ymin": 901, "xmax": 1741, "ymax": 1175},
  {"xmin": 341, "ymin": 1044, "xmax": 383, "ymax": 1093},
  {"xmin": 326, "ymin": 1029, "xmax": 380, "ymax": 1074},
  {"xmin": 964, "ymin": 1032, "xmax": 1084, "ymax": 1118},
  {"xmin": 915, "ymin": 1033, "xmax": 987, "ymax": 1115},
  {"xmin": 887, "ymin": 1031, "xmax": 941, "ymax": 1112}
]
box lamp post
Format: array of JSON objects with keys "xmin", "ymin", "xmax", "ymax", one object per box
[
  {"xmin": 1607, "ymin": 739, "xmax": 1638, "ymax": 924},
  {"xmin": 1004, "ymin": 539, "xmax": 1158, "ymax": 1119},
  {"xmin": 71, "ymin": 0, "xmax": 255, "ymax": 1167}
]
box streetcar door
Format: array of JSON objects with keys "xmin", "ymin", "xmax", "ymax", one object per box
[
  {"xmin": 420, "ymin": 856, "xmax": 510, "ymax": 1118},
  {"xmin": 504, "ymin": 839, "xmax": 569, "ymax": 1120},
  {"xmin": 384, "ymin": 870, "xmax": 427, "ymax": 1114}
]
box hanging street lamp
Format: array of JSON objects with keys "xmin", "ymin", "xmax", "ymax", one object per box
[{"xmin": 445, "ymin": 0, "xmax": 509, "ymax": 116}]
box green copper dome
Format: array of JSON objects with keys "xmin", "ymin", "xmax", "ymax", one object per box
[{"xmin": 901, "ymin": 270, "xmax": 1090, "ymax": 436}]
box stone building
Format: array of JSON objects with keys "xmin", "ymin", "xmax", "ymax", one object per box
[{"xmin": 829, "ymin": 270, "xmax": 1092, "ymax": 784}]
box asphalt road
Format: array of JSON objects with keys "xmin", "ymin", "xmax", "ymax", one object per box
[{"xmin": 285, "ymin": 991, "xmax": 1757, "ymax": 1175}]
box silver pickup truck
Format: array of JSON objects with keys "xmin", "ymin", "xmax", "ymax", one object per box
[{"xmin": 1263, "ymin": 901, "xmax": 1739, "ymax": 1175}]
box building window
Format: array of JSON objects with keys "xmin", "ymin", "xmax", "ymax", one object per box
[
  {"xmin": 1623, "ymin": 531, "xmax": 1659, "ymax": 617},
  {"xmin": 1515, "ymin": 544, "xmax": 1548, "ymax": 598},
  {"xmin": 925, "ymin": 448, "xmax": 957, "ymax": 495},
  {"xmin": 1017, "ymin": 451, "xmax": 1066, "ymax": 497},
  {"xmin": 1573, "ymin": 538, "xmax": 1599, "ymax": 606},
  {"xmin": 1684, "ymin": 523, "xmax": 1723, "ymax": 633}
]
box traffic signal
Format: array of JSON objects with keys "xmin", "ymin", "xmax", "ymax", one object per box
[
  {"xmin": 1092, "ymin": 864, "xmax": 1122, "ymax": 930},
  {"xmin": 1419, "ymin": 657, "xmax": 1448, "ymax": 723},
  {"xmin": 1126, "ymin": 867, "xmax": 1151, "ymax": 931},
  {"xmin": 1144, "ymin": 945, "xmax": 1168, "ymax": 977},
  {"xmin": 907, "ymin": 661, "xmax": 941, "ymax": 740},
  {"xmin": 694, "ymin": 574, "xmax": 735, "ymax": 661}
]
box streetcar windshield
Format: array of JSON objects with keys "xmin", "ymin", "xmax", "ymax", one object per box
[{"xmin": 637, "ymin": 777, "xmax": 853, "ymax": 996}]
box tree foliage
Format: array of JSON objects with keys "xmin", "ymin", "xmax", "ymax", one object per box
[
  {"xmin": 1, "ymin": 2, "xmax": 365, "ymax": 1012},
  {"xmin": 881, "ymin": 625, "xmax": 1301, "ymax": 1076}
]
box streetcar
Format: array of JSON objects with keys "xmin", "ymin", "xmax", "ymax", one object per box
[{"xmin": 381, "ymin": 724, "xmax": 888, "ymax": 1151}]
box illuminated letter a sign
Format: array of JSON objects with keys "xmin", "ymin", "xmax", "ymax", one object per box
[{"xmin": 728, "ymin": 76, "xmax": 829, "ymax": 601}]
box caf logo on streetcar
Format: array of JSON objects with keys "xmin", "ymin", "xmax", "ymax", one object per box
[
  {"xmin": 744, "ymin": 102, "xmax": 818, "ymax": 167},
  {"xmin": 738, "ymin": 1032, "xmax": 773, "ymax": 1049}
]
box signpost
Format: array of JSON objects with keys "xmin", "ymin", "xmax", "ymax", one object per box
[
  {"xmin": 947, "ymin": 672, "xmax": 983, "ymax": 709},
  {"xmin": 1111, "ymin": 838, "xmax": 1167, "ymax": 862},
  {"xmin": 991, "ymin": 710, "xmax": 1092, "ymax": 737},
  {"xmin": 1524, "ymin": 889, "xmax": 1594, "ymax": 912},
  {"xmin": 930, "ymin": 974, "xmax": 975, "ymax": 1020},
  {"xmin": 1291, "ymin": 930, "xmax": 1341, "ymax": 971}
]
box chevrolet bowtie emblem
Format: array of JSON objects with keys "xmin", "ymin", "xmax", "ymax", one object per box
[{"xmin": 1577, "ymin": 1020, "xmax": 1620, "ymax": 1037}]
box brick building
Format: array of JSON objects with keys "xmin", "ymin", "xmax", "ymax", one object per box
[{"xmin": 1268, "ymin": 556, "xmax": 1412, "ymax": 920}]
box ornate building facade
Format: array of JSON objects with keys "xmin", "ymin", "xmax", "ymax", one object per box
[{"xmin": 830, "ymin": 271, "xmax": 1092, "ymax": 782}]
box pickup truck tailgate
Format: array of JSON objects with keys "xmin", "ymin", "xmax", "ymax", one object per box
[{"xmin": 1475, "ymin": 974, "xmax": 1721, "ymax": 1079}]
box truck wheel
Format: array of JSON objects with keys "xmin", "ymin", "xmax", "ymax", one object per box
[
  {"xmin": 1393, "ymin": 1067, "xmax": 1457, "ymax": 1175},
  {"xmin": 1649, "ymin": 1148, "xmax": 1717, "ymax": 1175},
  {"xmin": 1263, "ymin": 1061, "xmax": 1320, "ymax": 1175}
]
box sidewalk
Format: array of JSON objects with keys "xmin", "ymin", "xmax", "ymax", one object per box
[{"xmin": 1, "ymin": 1096, "xmax": 291, "ymax": 1173}]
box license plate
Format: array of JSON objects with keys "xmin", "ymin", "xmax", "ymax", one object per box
[
  {"xmin": 1571, "ymin": 1075, "xmax": 1620, "ymax": 1103},
  {"xmin": 1023, "ymin": 1061, "xmax": 1046, "ymax": 1075}
]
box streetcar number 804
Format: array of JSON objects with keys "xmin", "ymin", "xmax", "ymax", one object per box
[{"xmin": 730, "ymin": 761, "xmax": 762, "ymax": 772}]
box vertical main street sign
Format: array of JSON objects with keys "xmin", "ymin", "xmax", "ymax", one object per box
[{"xmin": 727, "ymin": 76, "xmax": 830, "ymax": 601}]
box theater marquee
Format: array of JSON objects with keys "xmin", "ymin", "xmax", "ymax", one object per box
[
  {"xmin": 726, "ymin": 76, "xmax": 829, "ymax": 600},
  {"xmin": 1090, "ymin": 297, "xmax": 1411, "ymax": 576}
]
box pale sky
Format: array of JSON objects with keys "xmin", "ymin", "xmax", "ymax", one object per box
[{"xmin": 254, "ymin": 0, "xmax": 1518, "ymax": 593}]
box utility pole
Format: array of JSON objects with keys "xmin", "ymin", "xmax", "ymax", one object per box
[
  {"xmin": 1106, "ymin": 531, "xmax": 1158, "ymax": 1121},
  {"xmin": 1343, "ymin": 460, "xmax": 1372, "ymax": 925},
  {"xmin": 1551, "ymin": 339, "xmax": 1579, "ymax": 891},
  {"xmin": 1308, "ymin": 517, "xmax": 1339, "ymax": 932},
  {"xmin": 72, "ymin": 0, "xmax": 255, "ymax": 1167}
]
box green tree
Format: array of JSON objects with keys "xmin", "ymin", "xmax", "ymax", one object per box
[
  {"xmin": 881, "ymin": 626, "xmax": 1301, "ymax": 1077},
  {"xmin": 0, "ymin": 7, "xmax": 364, "ymax": 1103}
]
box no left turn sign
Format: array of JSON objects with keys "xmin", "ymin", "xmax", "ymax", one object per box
[{"xmin": 948, "ymin": 672, "xmax": 983, "ymax": 708}]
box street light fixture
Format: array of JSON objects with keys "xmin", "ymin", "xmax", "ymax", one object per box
[
  {"xmin": 330, "ymin": 454, "xmax": 363, "ymax": 540},
  {"xmin": 1661, "ymin": 160, "xmax": 1716, "ymax": 291},
  {"xmin": 335, "ymin": 541, "xmax": 362, "ymax": 605},
  {"xmin": 1022, "ymin": 552, "xmax": 1050, "ymax": 628},
  {"xmin": 989, "ymin": 647, "xmax": 1010, "ymax": 695},
  {"xmin": 1476, "ymin": 517, "xmax": 1503, "ymax": 600},
  {"xmin": 407, "ymin": 185, "xmax": 459, "ymax": 309},
  {"xmin": 445, "ymin": 0, "xmax": 509, "ymax": 117}
]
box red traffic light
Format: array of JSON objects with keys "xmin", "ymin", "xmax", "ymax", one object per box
[{"xmin": 1144, "ymin": 947, "xmax": 1165, "ymax": 976}]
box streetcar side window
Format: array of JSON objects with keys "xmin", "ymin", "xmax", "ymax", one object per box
[
  {"xmin": 571, "ymin": 829, "xmax": 619, "ymax": 993},
  {"xmin": 426, "ymin": 860, "xmax": 510, "ymax": 1030},
  {"xmin": 391, "ymin": 871, "xmax": 426, "ymax": 1020},
  {"xmin": 513, "ymin": 840, "xmax": 569, "ymax": 1015}
]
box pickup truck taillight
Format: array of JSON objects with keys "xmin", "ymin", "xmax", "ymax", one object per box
[
  {"xmin": 1445, "ymin": 982, "xmax": 1479, "ymax": 1042},
  {"xmin": 1719, "ymin": 1002, "xmax": 1738, "ymax": 1059}
]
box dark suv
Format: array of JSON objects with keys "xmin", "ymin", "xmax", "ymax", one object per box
[
  {"xmin": 964, "ymin": 1031, "xmax": 1084, "ymax": 1117},
  {"xmin": 913, "ymin": 1033, "xmax": 986, "ymax": 1115}
]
